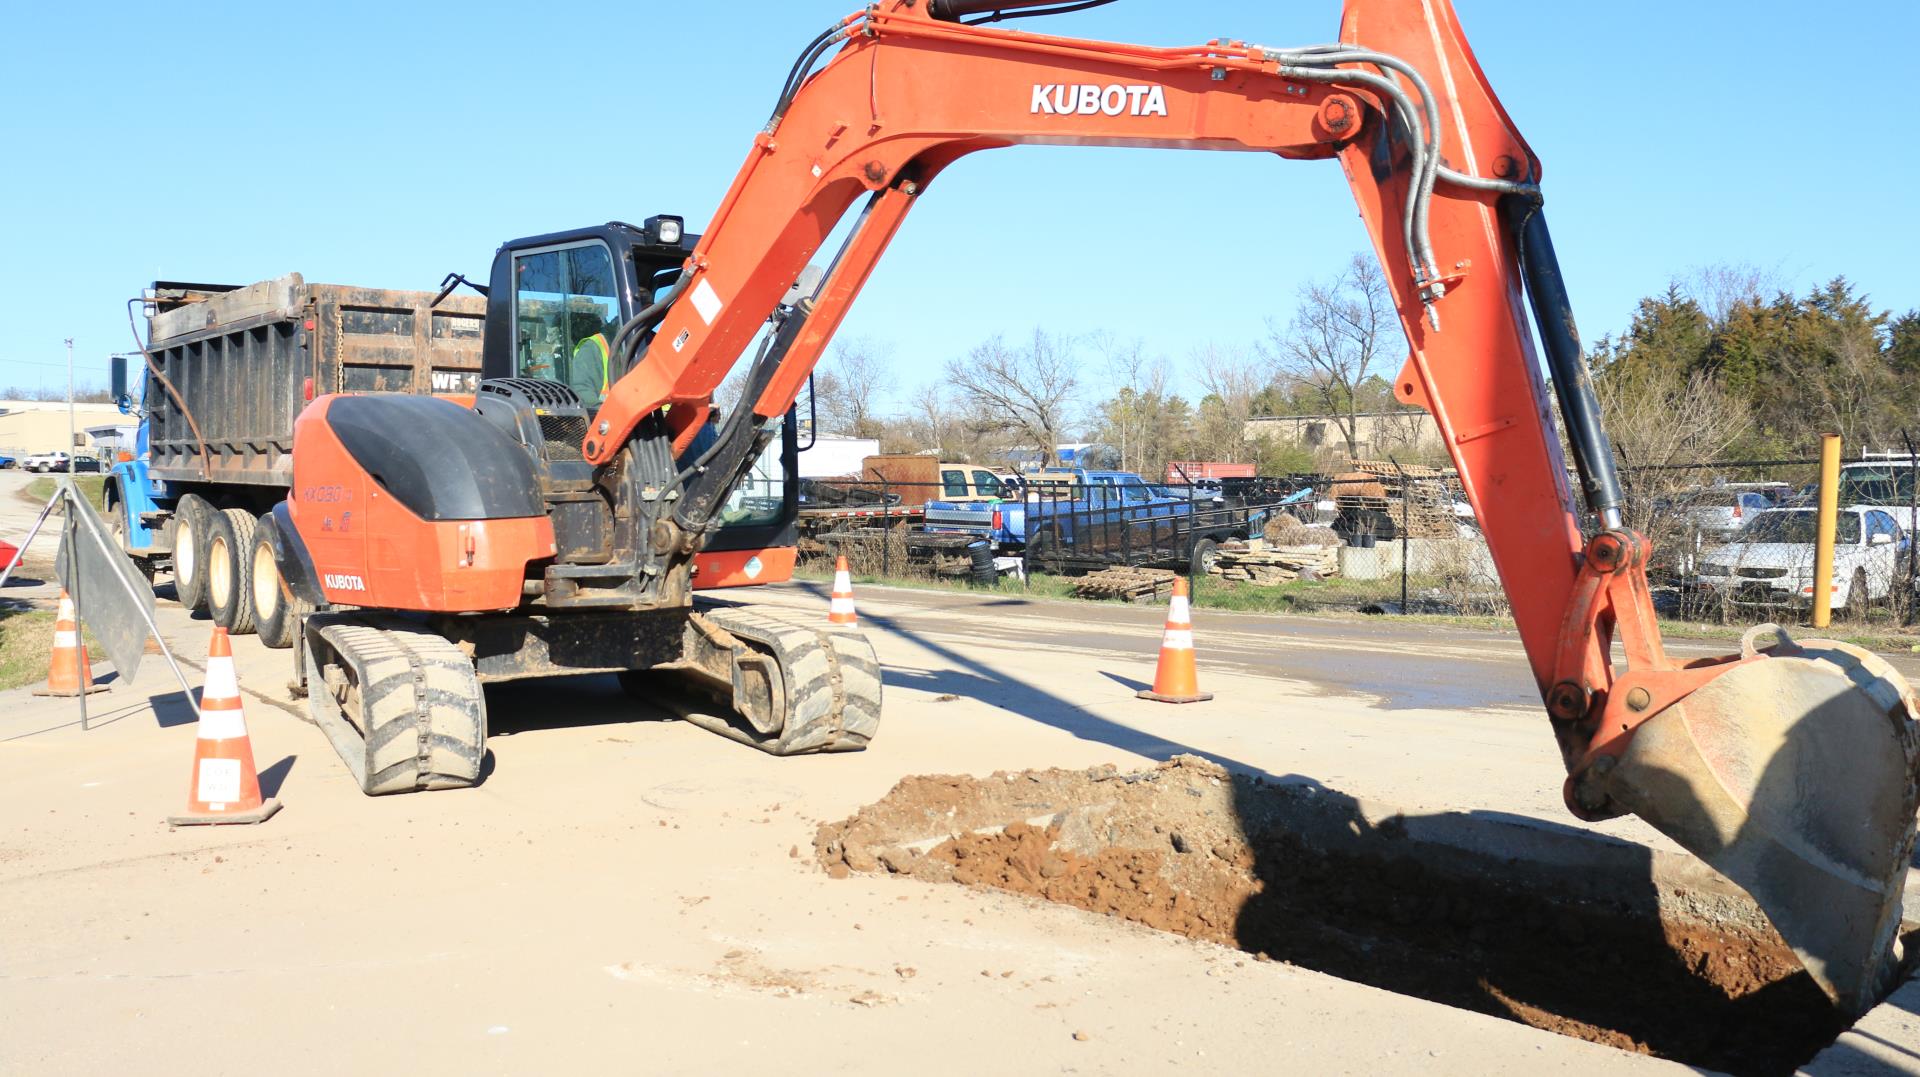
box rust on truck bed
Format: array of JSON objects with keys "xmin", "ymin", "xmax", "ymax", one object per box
[{"xmin": 143, "ymin": 274, "xmax": 487, "ymax": 487}]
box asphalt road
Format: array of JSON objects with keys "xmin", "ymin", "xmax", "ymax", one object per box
[{"xmin": 757, "ymin": 576, "xmax": 1920, "ymax": 716}]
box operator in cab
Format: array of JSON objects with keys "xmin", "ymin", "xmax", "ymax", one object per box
[{"xmin": 566, "ymin": 312, "xmax": 614, "ymax": 408}]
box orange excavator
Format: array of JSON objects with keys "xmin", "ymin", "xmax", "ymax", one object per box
[{"xmin": 264, "ymin": 0, "xmax": 1919, "ymax": 1014}]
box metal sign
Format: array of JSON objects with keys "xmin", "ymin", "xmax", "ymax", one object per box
[{"xmin": 55, "ymin": 484, "xmax": 156, "ymax": 682}]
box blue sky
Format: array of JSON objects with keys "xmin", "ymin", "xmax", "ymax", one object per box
[{"xmin": 2, "ymin": 0, "xmax": 1914, "ymax": 406}]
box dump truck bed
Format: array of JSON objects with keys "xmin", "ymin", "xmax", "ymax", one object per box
[{"xmin": 141, "ymin": 275, "xmax": 486, "ymax": 486}]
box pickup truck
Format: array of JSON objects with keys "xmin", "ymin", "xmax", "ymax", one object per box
[{"xmin": 919, "ymin": 468, "xmax": 1276, "ymax": 575}]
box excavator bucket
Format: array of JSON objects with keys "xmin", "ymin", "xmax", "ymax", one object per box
[{"xmin": 1601, "ymin": 633, "xmax": 1920, "ymax": 1015}]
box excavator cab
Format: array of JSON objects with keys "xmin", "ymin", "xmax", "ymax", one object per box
[{"xmin": 474, "ymin": 219, "xmax": 803, "ymax": 592}]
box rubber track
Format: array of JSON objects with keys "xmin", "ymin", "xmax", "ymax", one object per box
[
  {"xmin": 307, "ymin": 618, "xmax": 486, "ymax": 795},
  {"xmin": 682, "ymin": 605, "xmax": 882, "ymax": 756}
]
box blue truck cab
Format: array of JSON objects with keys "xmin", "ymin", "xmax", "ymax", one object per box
[{"xmin": 105, "ymin": 379, "xmax": 174, "ymax": 564}]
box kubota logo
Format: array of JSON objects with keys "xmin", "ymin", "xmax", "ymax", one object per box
[
  {"xmin": 1031, "ymin": 83, "xmax": 1168, "ymax": 117},
  {"xmin": 323, "ymin": 573, "xmax": 367, "ymax": 592}
]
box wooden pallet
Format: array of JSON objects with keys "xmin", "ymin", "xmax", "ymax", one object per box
[{"xmin": 1073, "ymin": 566, "xmax": 1180, "ymax": 602}]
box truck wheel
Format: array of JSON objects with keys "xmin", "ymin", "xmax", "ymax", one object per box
[
  {"xmin": 251, "ymin": 518, "xmax": 312, "ymax": 649},
  {"xmin": 207, "ymin": 507, "xmax": 259, "ymax": 635},
  {"xmin": 1845, "ymin": 569, "xmax": 1870, "ymax": 621},
  {"xmin": 1028, "ymin": 531, "xmax": 1058, "ymax": 573},
  {"xmin": 1190, "ymin": 537, "xmax": 1222, "ymax": 577},
  {"xmin": 171, "ymin": 494, "xmax": 214, "ymax": 612},
  {"xmin": 107, "ymin": 497, "xmax": 156, "ymax": 584}
]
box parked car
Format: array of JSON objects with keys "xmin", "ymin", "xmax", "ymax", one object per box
[
  {"xmin": 70, "ymin": 457, "xmax": 104, "ymax": 473},
  {"xmin": 22, "ymin": 452, "xmax": 70, "ymax": 473},
  {"xmin": 1695, "ymin": 506, "xmax": 1904, "ymax": 615},
  {"xmin": 0, "ymin": 453, "xmax": 15, "ymax": 469},
  {"xmin": 1677, "ymin": 483, "xmax": 1792, "ymax": 540}
]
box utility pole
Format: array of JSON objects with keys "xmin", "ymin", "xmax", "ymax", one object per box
[{"xmin": 64, "ymin": 338, "xmax": 75, "ymax": 458}]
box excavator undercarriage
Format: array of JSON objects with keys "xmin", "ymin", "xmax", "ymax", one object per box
[{"xmin": 299, "ymin": 604, "xmax": 882, "ymax": 795}]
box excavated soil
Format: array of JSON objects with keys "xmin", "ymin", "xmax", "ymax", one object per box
[{"xmin": 817, "ymin": 757, "xmax": 1850, "ymax": 1076}]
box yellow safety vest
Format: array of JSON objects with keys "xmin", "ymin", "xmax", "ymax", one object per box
[{"xmin": 573, "ymin": 333, "xmax": 611, "ymax": 394}]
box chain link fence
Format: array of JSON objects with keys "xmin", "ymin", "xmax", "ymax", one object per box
[{"xmin": 793, "ymin": 456, "xmax": 1920, "ymax": 633}]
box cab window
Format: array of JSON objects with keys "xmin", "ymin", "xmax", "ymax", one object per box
[
  {"xmin": 972, "ymin": 470, "xmax": 1005, "ymax": 498},
  {"xmin": 718, "ymin": 418, "xmax": 788, "ymax": 529},
  {"xmin": 942, "ymin": 469, "xmax": 970, "ymax": 498},
  {"xmin": 513, "ymin": 242, "xmax": 620, "ymax": 408},
  {"xmin": 1867, "ymin": 510, "xmax": 1901, "ymax": 545}
]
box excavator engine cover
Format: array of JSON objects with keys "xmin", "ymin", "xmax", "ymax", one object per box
[{"xmin": 1598, "ymin": 634, "xmax": 1920, "ymax": 1015}]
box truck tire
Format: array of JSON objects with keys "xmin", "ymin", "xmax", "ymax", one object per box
[
  {"xmin": 107, "ymin": 497, "xmax": 155, "ymax": 584},
  {"xmin": 1028, "ymin": 530, "xmax": 1058, "ymax": 573},
  {"xmin": 967, "ymin": 540, "xmax": 997, "ymax": 586},
  {"xmin": 207, "ymin": 507, "xmax": 259, "ymax": 635},
  {"xmin": 251, "ymin": 517, "xmax": 312, "ymax": 649},
  {"xmin": 1846, "ymin": 569, "xmax": 1870, "ymax": 620},
  {"xmin": 171, "ymin": 494, "xmax": 214, "ymax": 612},
  {"xmin": 1190, "ymin": 536, "xmax": 1221, "ymax": 577}
]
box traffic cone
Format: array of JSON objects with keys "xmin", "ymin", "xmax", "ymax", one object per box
[
  {"xmin": 34, "ymin": 589, "xmax": 106, "ymax": 697},
  {"xmin": 168, "ymin": 628, "xmax": 281, "ymax": 826},
  {"xmin": 828, "ymin": 555, "xmax": 858, "ymax": 626},
  {"xmin": 1138, "ymin": 578, "xmax": 1213, "ymax": 704}
]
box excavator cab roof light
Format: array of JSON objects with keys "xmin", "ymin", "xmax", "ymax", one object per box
[{"xmin": 644, "ymin": 215, "xmax": 684, "ymax": 247}]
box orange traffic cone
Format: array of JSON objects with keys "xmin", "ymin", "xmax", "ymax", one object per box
[
  {"xmin": 168, "ymin": 628, "xmax": 281, "ymax": 826},
  {"xmin": 828, "ymin": 555, "xmax": 858, "ymax": 626},
  {"xmin": 1138, "ymin": 578, "xmax": 1213, "ymax": 704},
  {"xmin": 34, "ymin": 589, "xmax": 105, "ymax": 697}
]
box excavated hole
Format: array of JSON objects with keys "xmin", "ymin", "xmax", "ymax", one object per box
[{"xmin": 817, "ymin": 756, "xmax": 1869, "ymax": 1077}]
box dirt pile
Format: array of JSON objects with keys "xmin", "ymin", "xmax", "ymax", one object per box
[
  {"xmin": 817, "ymin": 756, "xmax": 1847, "ymax": 1077},
  {"xmin": 1262, "ymin": 512, "xmax": 1340, "ymax": 547}
]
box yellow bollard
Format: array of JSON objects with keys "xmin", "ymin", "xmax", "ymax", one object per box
[{"xmin": 1812, "ymin": 433, "xmax": 1841, "ymax": 628}]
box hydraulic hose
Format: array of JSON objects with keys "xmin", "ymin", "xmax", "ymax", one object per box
[
  {"xmin": 1257, "ymin": 41, "xmax": 1542, "ymax": 324},
  {"xmin": 125, "ymin": 297, "xmax": 209, "ymax": 478},
  {"xmin": 1499, "ymin": 196, "xmax": 1624, "ymax": 527}
]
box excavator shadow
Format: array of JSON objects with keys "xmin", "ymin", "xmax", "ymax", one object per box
[{"xmin": 844, "ymin": 601, "xmax": 1854, "ymax": 1074}]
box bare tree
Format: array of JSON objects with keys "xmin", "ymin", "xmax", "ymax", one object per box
[
  {"xmin": 1684, "ymin": 262, "xmax": 1785, "ymax": 324},
  {"xmin": 1594, "ymin": 364, "xmax": 1750, "ymax": 575},
  {"xmin": 1262, "ymin": 253, "xmax": 1399, "ymax": 460},
  {"xmin": 815, "ymin": 336, "xmax": 891, "ymax": 438},
  {"xmin": 1188, "ymin": 341, "xmax": 1271, "ymax": 463},
  {"xmin": 1091, "ymin": 334, "xmax": 1174, "ymax": 473},
  {"xmin": 904, "ymin": 381, "xmax": 954, "ymax": 457},
  {"xmin": 945, "ymin": 329, "xmax": 1081, "ymax": 465}
]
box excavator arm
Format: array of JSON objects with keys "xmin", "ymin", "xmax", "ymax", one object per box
[{"xmin": 589, "ymin": 0, "xmax": 1920, "ymax": 1014}]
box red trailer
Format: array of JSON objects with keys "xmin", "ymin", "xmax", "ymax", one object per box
[{"xmin": 1164, "ymin": 461, "xmax": 1256, "ymax": 484}]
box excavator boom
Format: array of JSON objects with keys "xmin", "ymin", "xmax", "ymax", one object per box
[{"xmin": 582, "ymin": 0, "xmax": 1920, "ymax": 1014}]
